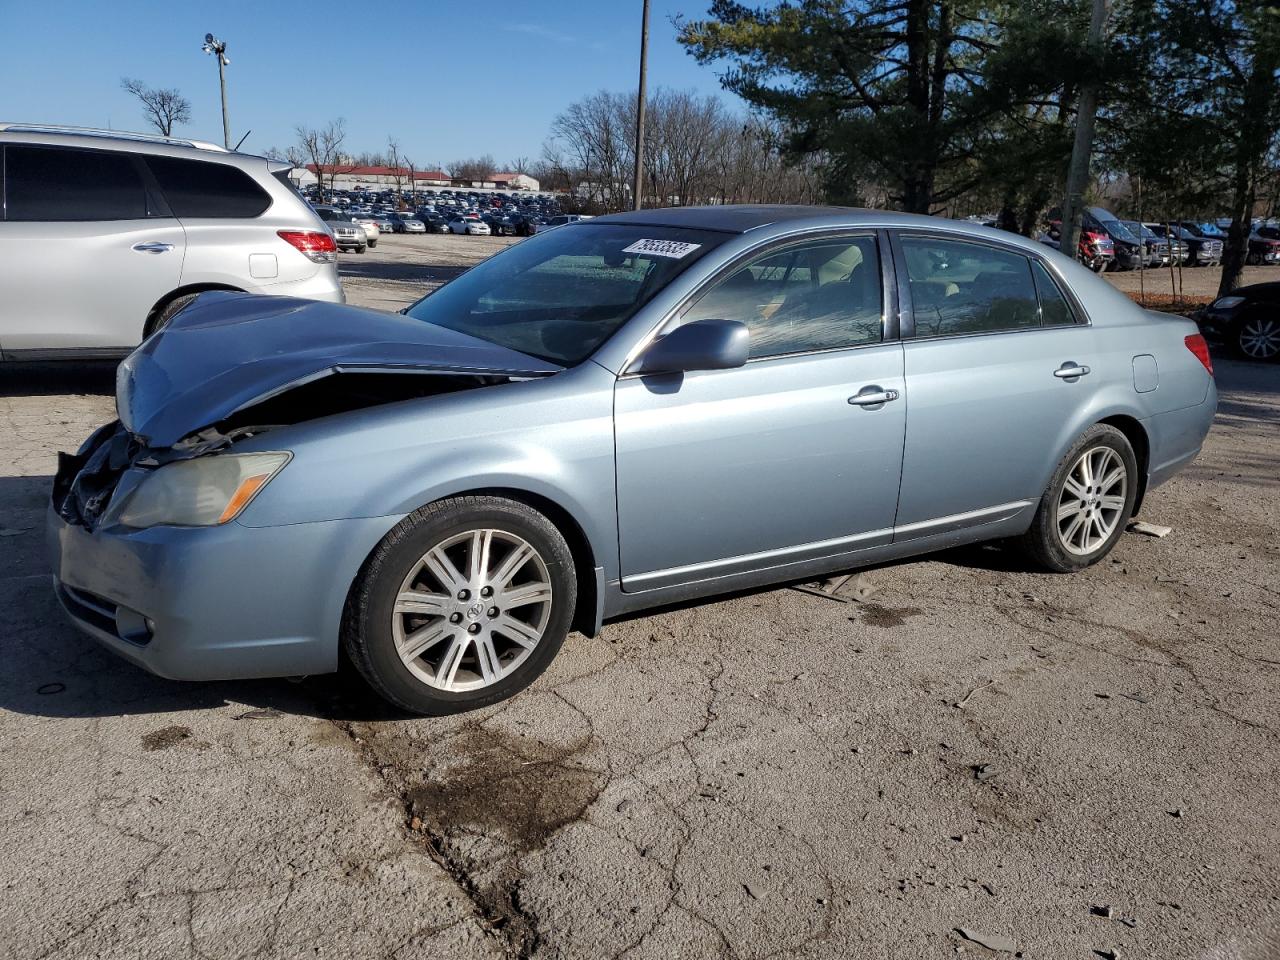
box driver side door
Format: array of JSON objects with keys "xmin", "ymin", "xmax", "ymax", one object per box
[{"xmin": 613, "ymin": 232, "xmax": 906, "ymax": 593}]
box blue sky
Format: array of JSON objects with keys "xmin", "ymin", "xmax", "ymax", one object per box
[{"xmin": 0, "ymin": 0, "xmax": 737, "ymax": 168}]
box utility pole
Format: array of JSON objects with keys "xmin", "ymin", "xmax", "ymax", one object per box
[
  {"xmin": 1059, "ymin": 0, "xmax": 1110, "ymax": 261},
  {"xmin": 202, "ymin": 33, "xmax": 231, "ymax": 149},
  {"xmin": 632, "ymin": 0, "xmax": 650, "ymax": 211}
]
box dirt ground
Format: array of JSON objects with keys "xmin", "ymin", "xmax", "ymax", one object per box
[
  {"xmin": 1102, "ymin": 260, "xmax": 1279, "ymax": 304},
  {"xmin": 1, "ymin": 233, "xmax": 1277, "ymax": 959}
]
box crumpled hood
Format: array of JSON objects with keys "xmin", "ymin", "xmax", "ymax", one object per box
[{"xmin": 117, "ymin": 292, "xmax": 561, "ymax": 447}]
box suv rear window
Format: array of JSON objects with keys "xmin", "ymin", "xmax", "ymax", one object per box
[
  {"xmin": 145, "ymin": 156, "xmax": 271, "ymax": 218},
  {"xmin": 4, "ymin": 145, "xmax": 150, "ymax": 221}
]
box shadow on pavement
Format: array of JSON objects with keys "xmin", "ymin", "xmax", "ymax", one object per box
[
  {"xmin": 0, "ymin": 361, "xmax": 118, "ymax": 397},
  {"xmin": 338, "ymin": 261, "xmax": 466, "ymax": 285}
]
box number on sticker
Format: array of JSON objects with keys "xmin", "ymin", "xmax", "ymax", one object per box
[{"xmin": 621, "ymin": 239, "xmax": 702, "ymax": 259}]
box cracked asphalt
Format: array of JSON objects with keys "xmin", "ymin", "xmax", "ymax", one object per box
[{"xmin": 2, "ymin": 236, "xmax": 1278, "ymax": 959}]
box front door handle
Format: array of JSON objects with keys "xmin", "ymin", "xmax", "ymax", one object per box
[
  {"xmin": 848, "ymin": 386, "xmax": 900, "ymax": 407},
  {"xmin": 132, "ymin": 242, "xmax": 174, "ymax": 254},
  {"xmin": 1053, "ymin": 362, "xmax": 1091, "ymax": 380}
]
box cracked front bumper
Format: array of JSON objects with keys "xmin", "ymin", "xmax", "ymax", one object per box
[{"xmin": 48, "ymin": 506, "xmax": 396, "ymax": 681}]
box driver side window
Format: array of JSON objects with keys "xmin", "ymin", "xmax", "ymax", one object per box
[{"xmin": 682, "ymin": 235, "xmax": 883, "ymax": 359}]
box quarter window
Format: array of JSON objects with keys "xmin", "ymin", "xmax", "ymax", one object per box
[
  {"xmin": 683, "ymin": 235, "xmax": 883, "ymax": 358},
  {"xmin": 145, "ymin": 156, "xmax": 271, "ymax": 218},
  {"xmin": 1031, "ymin": 259, "xmax": 1077, "ymax": 326},
  {"xmin": 4, "ymin": 145, "xmax": 149, "ymax": 221},
  {"xmin": 901, "ymin": 236, "xmax": 1039, "ymax": 337}
]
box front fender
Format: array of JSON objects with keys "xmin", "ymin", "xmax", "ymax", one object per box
[{"xmin": 235, "ymin": 363, "xmax": 622, "ymax": 579}]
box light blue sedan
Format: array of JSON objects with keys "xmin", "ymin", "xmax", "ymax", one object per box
[{"xmin": 50, "ymin": 206, "xmax": 1217, "ymax": 714}]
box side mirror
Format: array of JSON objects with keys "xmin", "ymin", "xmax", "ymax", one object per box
[{"xmin": 633, "ymin": 319, "xmax": 749, "ymax": 375}]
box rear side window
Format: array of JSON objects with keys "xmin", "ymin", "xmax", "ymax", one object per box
[
  {"xmin": 1031, "ymin": 260, "xmax": 1078, "ymax": 326},
  {"xmin": 901, "ymin": 236, "xmax": 1039, "ymax": 337},
  {"xmin": 145, "ymin": 156, "xmax": 271, "ymax": 218},
  {"xmin": 5, "ymin": 145, "xmax": 149, "ymax": 221}
]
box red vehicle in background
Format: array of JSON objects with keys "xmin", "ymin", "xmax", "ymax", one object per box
[{"xmin": 1041, "ymin": 219, "xmax": 1115, "ymax": 272}]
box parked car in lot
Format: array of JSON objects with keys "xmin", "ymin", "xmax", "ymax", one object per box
[
  {"xmin": 1142, "ymin": 222, "xmax": 1189, "ymax": 264},
  {"xmin": 416, "ymin": 212, "xmax": 452, "ymax": 234},
  {"xmin": 1172, "ymin": 222, "xmax": 1224, "ymax": 267},
  {"xmin": 49, "ymin": 206, "xmax": 1216, "ymax": 714},
  {"xmin": 349, "ymin": 213, "xmax": 380, "ymax": 248},
  {"xmin": 449, "ymin": 213, "xmax": 491, "ymax": 235},
  {"xmin": 1122, "ymin": 221, "xmax": 1170, "ymax": 267},
  {"xmin": 1246, "ymin": 230, "xmax": 1280, "ymax": 266},
  {"xmin": 1039, "ymin": 221, "xmax": 1114, "ymax": 272},
  {"xmin": 1197, "ymin": 284, "xmax": 1280, "ymax": 360},
  {"xmin": 389, "ymin": 213, "xmax": 427, "ymax": 234},
  {"xmin": 0, "ymin": 123, "xmax": 343, "ymax": 358},
  {"xmin": 313, "ymin": 206, "xmax": 367, "ymax": 253},
  {"xmin": 1085, "ymin": 208, "xmax": 1145, "ymax": 270}
]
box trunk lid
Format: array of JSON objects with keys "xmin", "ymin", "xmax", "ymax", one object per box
[{"xmin": 118, "ymin": 292, "xmax": 561, "ymax": 447}]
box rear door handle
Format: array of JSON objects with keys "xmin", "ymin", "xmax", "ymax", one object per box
[
  {"xmin": 1053, "ymin": 362, "xmax": 1091, "ymax": 380},
  {"xmin": 132, "ymin": 242, "xmax": 174, "ymax": 254},
  {"xmin": 848, "ymin": 386, "xmax": 900, "ymax": 407}
]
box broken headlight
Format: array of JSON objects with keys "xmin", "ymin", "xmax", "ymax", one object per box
[{"xmin": 116, "ymin": 452, "xmax": 290, "ymax": 528}]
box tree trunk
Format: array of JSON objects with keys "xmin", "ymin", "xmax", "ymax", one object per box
[
  {"xmin": 1217, "ymin": 43, "xmax": 1279, "ymax": 296},
  {"xmin": 1060, "ymin": 0, "xmax": 1111, "ymax": 260}
]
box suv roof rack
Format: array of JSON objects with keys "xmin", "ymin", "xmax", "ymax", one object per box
[{"xmin": 0, "ymin": 122, "xmax": 229, "ymax": 153}]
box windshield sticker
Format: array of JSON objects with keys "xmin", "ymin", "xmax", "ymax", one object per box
[{"xmin": 622, "ymin": 238, "xmax": 702, "ymax": 259}]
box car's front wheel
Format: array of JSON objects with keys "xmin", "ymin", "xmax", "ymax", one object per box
[
  {"xmin": 343, "ymin": 496, "xmax": 577, "ymax": 714},
  {"xmin": 1019, "ymin": 424, "xmax": 1137, "ymax": 573}
]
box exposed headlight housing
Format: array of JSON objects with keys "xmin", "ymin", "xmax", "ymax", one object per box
[
  {"xmin": 1211, "ymin": 295, "xmax": 1245, "ymax": 310},
  {"xmin": 117, "ymin": 452, "xmax": 290, "ymax": 528}
]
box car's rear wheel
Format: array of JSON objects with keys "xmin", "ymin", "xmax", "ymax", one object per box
[
  {"xmin": 1236, "ymin": 314, "xmax": 1280, "ymax": 361},
  {"xmin": 343, "ymin": 496, "xmax": 576, "ymax": 715},
  {"xmin": 1019, "ymin": 425, "xmax": 1137, "ymax": 573}
]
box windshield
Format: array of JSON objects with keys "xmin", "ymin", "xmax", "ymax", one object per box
[
  {"xmin": 403, "ymin": 223, "xmax": 726, "ymax": 365},
  {"xmin": 1099, "ymin": 217, "xmax": 1138, "ymax": 242}
]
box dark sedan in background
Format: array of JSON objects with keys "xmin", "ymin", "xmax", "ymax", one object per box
[{"xmin": 1198, "ymin": 283, "xmax": 1280, "ymax": 360}]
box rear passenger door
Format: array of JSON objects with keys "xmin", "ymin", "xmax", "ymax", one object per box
[
  {"xmin": 0, "ymin": 144, "xmax": 185, "ymax": 354},
  {"xmin": 890, "ymin": 232, "xmax": 1098, "ymax": 538}
]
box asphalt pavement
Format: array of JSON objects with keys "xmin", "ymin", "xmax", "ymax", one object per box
[{"xmin": 1, "ymin": 237, "xmax": 1277, "ymax": 958}]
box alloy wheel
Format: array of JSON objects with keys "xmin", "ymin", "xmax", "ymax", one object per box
[
  {"xmin": 391, "ymin": 529, "xmax": 553, "ymax": 692},
  {"xmin": 1239, "ymin": 317, "xmax": 1280, "ymax": 360},
  {"xmin": 1056, "ymin": 446, "xmax": 1128, "ymax": 556}
]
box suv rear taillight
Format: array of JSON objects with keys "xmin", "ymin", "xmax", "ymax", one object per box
[
  {"xmin": 1185, "ymin": 334, "xmax": 1214, "ymax": 376},
  {"xmin": 277, "ymin": 230, "xmax": 337, "ymax": 264}
]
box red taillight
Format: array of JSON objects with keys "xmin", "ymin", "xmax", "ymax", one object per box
[
  {"xmin": 1185, "ymin": 333, "xmax": 1214, "ymax": 375},
  {"xmin": 277, "ymin": 230, "xmax": 337, "ymax": 263}
]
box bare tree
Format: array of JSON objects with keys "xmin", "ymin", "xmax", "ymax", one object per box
[
  {"xmin": 295, "ymin": 119, "xmax": 347, "ymax": 197},
  {"xmin": 448, "ymin": 155, "xmax": 497, "ymax": 183},
  {"xmin": 509, "ymin": 155, "xmax": 532, "ymax": 174},
  {"xmin": 542, "ymin": 87, "xmax": 820, "ymax": 212},
  {"xmin": 386, "ymin": 136, "xmax": 406, "ymax": 201},
  {"xmin": 120, "ymin": 78, "xmax": 191, "ymax": 136}
]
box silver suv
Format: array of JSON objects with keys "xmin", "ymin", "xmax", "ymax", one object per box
[{"xmin": 0, "ymin": 123, "xmax": 344, "ymax": 359}]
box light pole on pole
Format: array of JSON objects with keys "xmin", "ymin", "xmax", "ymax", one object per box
[{"xmin": 201, "ymin": 33, "xmax": 231, "ymax": 149}]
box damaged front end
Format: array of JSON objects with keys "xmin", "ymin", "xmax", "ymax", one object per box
[{"xmin": 54, "ymin": 292, "xmax": 563, "ymax": 531}]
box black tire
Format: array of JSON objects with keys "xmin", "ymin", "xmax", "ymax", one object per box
[
  {"xmin": 147, "ymin": 292, "xmax": 202, "ymax": 337},
  {"xmin": 1018, "ymin": 424, "xmax": 1138, "ymax": 573},
  {"xmin": 368, "ymin": 239, "xmax": 377, "ymax": 248},
  {"xmin": 356, "ymin": 245, "xmax": 366, "ymax": 254},
  {"xmin": 1234, "ymin": 312, "xmax": 1280, "ymax": 362},
  {"xmin": 342, "ymin": 495, "xmax": 577, "ymax": 715}
]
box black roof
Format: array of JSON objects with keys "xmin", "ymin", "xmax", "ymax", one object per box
[{"xmin": 590, "ymin": 204, "xmax": 866, "ymax": 234}]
